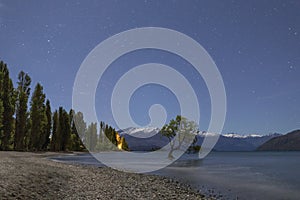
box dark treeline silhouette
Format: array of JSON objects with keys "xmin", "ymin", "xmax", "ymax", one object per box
[{"xmin": 0, "ymin": 60, "xmax": 128, "ymax": 152}]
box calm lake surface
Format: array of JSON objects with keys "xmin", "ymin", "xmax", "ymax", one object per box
[{"xmin": 52, "ymin": 151, "xmax": 300, "ymax": 200}]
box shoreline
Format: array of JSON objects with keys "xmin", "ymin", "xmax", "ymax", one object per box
[
  {"xmin": 49, "ymin": 152, "xmax": 226, "ymax": 199},
  {"xmin": 0, "ymin": 151, "xmax": 207, "ymax": 199}
]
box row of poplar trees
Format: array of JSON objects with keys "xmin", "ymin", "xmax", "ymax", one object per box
[
  {"xmin": 0, "ymin": 60, "xmax": 128, "ymax": 152},
  {"xmin": 0, "ymin": 60, "xmax": 80, "ymax": 151}
]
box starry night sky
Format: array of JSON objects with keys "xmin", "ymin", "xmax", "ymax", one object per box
[{"xmin": 0, "ymin": 0, "xmax": 299, "ymax": 134}]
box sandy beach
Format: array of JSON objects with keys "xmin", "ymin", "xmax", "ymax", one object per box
[{"xmin": 0, "ymin": 151, "xmax": 207, "ymax": 200}]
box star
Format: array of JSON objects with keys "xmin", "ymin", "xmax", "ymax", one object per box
[
  {"xmin": 288, "ymin": 65, "xmax": 295, "ymax": 72},
  {"xmin": 288, "ymin": 27, "xmax": 298, "ymax": 36}
]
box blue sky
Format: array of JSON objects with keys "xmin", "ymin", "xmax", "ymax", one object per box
[{"xmin": 0, "ymin": 0, "xmax": 299, "ymax": 134}]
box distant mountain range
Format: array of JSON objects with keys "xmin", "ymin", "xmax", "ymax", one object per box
[
  {"xmin": 118, "ymin": 127, "xmax": 281, "ymax": 152},
  {"xmin": 257, "ymin": 130, "xmax": 300, "ymax": 151},
  {"xmin": 200, "ymin": 133, "xmax": 280, "ymax": 152}
]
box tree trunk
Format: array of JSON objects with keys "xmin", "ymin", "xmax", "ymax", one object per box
[{"xmin": 168, "ymin": 148, "xmax": 175, "ymax": 160}]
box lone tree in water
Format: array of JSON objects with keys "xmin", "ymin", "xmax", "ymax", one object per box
[{"xmin": 161, "ymin": 115, "xmax": 199, "ymax": 159}]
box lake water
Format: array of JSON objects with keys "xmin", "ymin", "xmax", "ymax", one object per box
[{"xmin": 51, "ymin": 151, "xmax": 300, "ymax": 200}]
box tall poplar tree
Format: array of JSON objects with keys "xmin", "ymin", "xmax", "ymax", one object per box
[
  {"xmin": 69, "ymin": 109, "xmax": 84, "ymax": 151},
  {"xmin": 61, "ymin": 108, "xmax": 71, "ymax": 151},
  {"xmin": 0, "ymin": 61, "xmax": 15, "ymax": 150},
  {"xmin": 0, "ymin": 71, "xmax": 3, "ymax": 144},
  {"xmin": 50, "ymin": 110, "xmax": 59, "ymax": 151},
  {"xmin": 86, "ymin": 122, "xmax": 97, "ymax": 151},
  {"xmin": 41, "ymin": 99, "xmax": 51, "ymax": 150},
  {"xmin": 14, "ymin": 71, "xmax": 31, "ymax": 150},
  {"xmin": 0, "ymin": 100, "xmax": 3, "ymax": 141},
  {"xmin": 29, "ymin": 83, "xmax": 46, "ymax": 151},
  {"xmin": 55, "ymin": 107, "xmax": 71, "ymax": 151},
  {"xmin": 73, "ymin": 112, "xmax": 86, "ymax": 146}
]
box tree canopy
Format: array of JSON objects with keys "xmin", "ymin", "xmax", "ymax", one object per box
[{"xmin": 161, "ymin": 115, "xmax": 199, "ymax": 159}]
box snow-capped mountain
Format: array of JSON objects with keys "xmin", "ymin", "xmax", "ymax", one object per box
[
  {"xmin": 118, "ymin": 127, "xmax": 281, "ymax": 152},
  {"xmin": 118, "ymin": 127, "xmax": 168, "ymax": 151},
  {"xmin": 118, "ymin": 127, "xmax": 160, "ymax": 138},
  {"xmin": 222, "ymin": 133, "xmax": 263, "ymax": 138}
]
